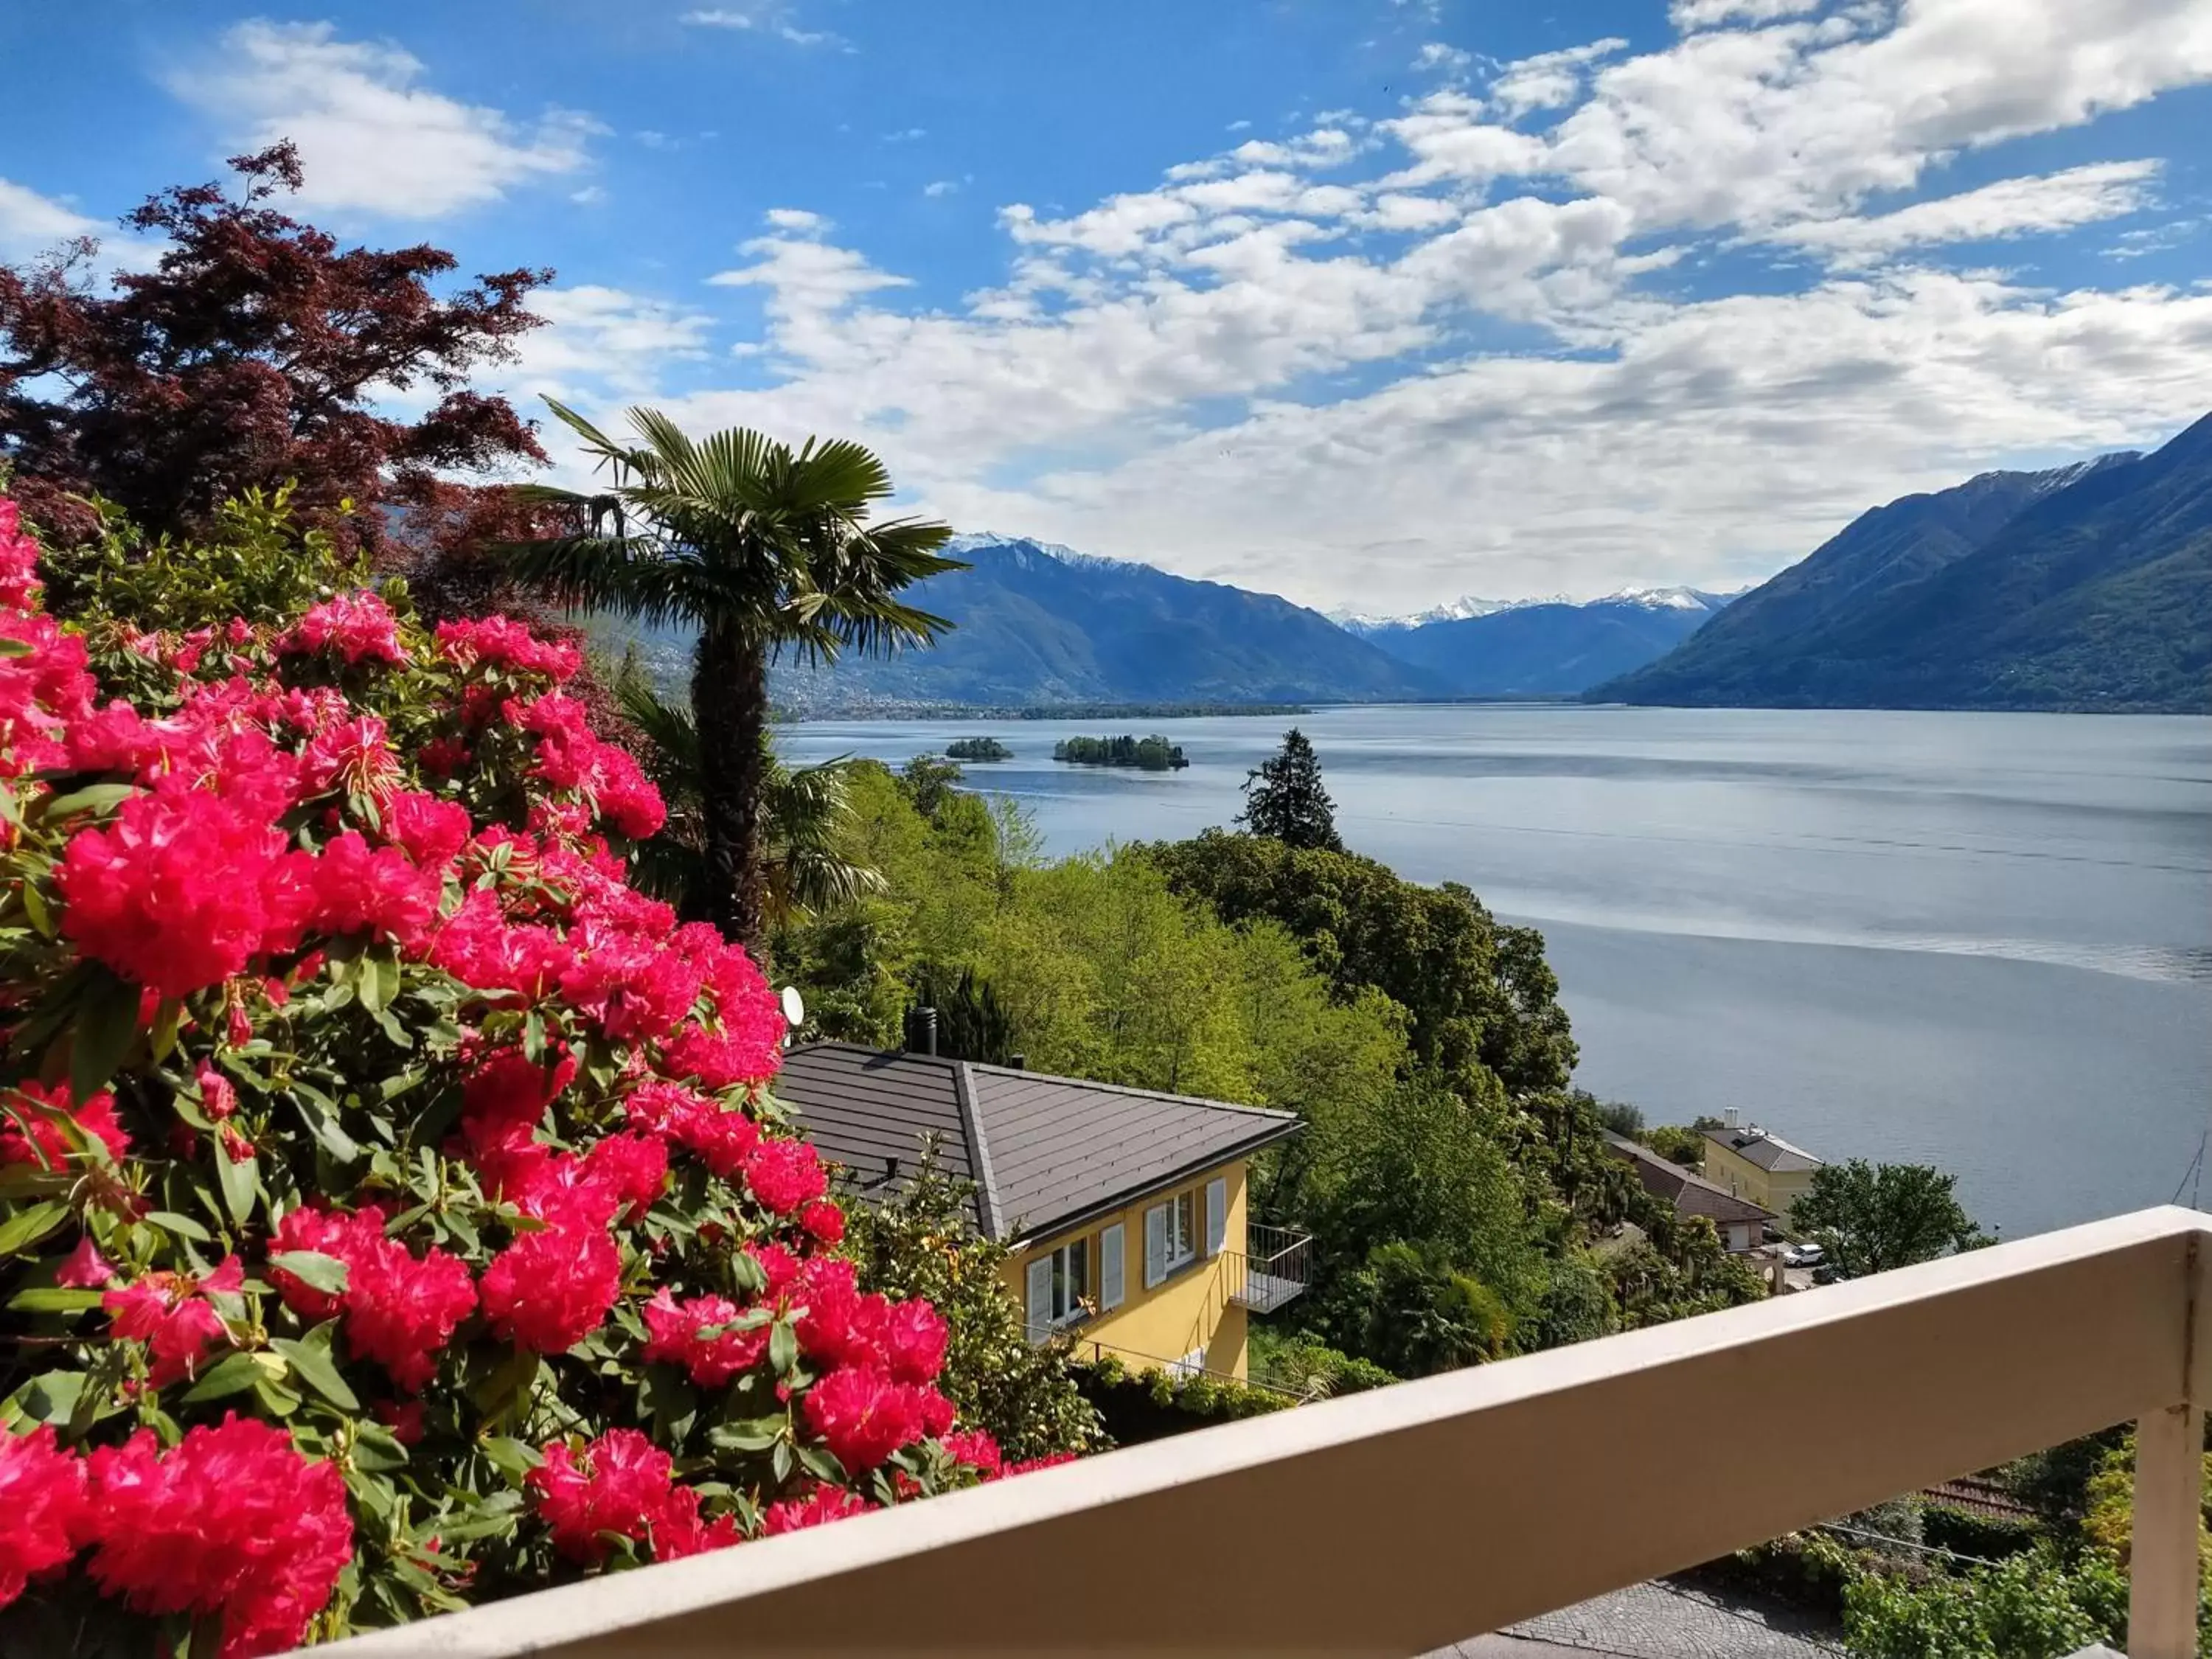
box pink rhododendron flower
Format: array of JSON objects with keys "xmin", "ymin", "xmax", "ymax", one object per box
[
  {"xmin": 479, "ymin": 1225, "xmax": 620, "ymax": 1354},
  {"xmin": 434, "ymin": 614, "xmax": 581, "ymax": 681},
  {"xmin": 55, "ymin": 790, "xmax": 313, "ymax": 996},
  {"xmin": 459, "ymin": 1043, "xmax": 578, "ymax": 1156},
  {"xmin": 55, "ymin": 1232, "xmax": 119, "ymax": 1288},
  {"xmin": 0, "ymin": 1424, "xmax": 91, "ymax": 1610},
  {"xmin": 0, "ymin": 1080, "xmax": 129, "ymax": 1169},
  {"xmin": 942, "ymin": 1429, "xmax": 1003, "ymax": 1481},
  {"xmin": 526, "ymin": 1429, "xmax": 724, "ymax": 1564},
  {"xmin": 623, "ymin": 1078, "xmax": 761, "ymax": 1177},
  {"xmin": 801, "ymin": 1366, "xmax": 942, "ymax": 1473},
  {"xmin": 744, "ymin": 1138, "xmax": 827, "ymax": 1216},
  {"xmin": 86, "ymin": 1416, "xmax": 352, "ymax": 1659},
  {"xmin": 342, "ymin": 1237, "xmax": 477, "ymax": 1392},
  {"xmin": 383, "ymin": 788, "xmax": 472, "ymax": 869},
  {"xmin": 195, "ymin": 1058, "xmax": 238, "ymax": 1120},
  {"xmin": 640, "ymin": 1287, "xmax": 768, "ymax": 1387},
  {"xmin": 278, "ymin": 590, "xmax": 408, "ymax": 667},
  {"xmin": 762, "ymin": 1484, "xmax": 871, "ymax": 1535},
  {"xmin": 801, "ymin": 1199, "xmax": 846, "ymax": 1245},
  {"xmin": 305, "ymin": 830, "xmax": 442, "ymax": 947},
  {"xmin": 102, "ymin": 1256, "xmax": 243, "ymax": 1387}
]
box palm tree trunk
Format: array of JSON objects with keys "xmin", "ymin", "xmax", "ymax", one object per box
[{"xmin": 692, "ymin": 621, "xmax": 770, "ymax": 953}]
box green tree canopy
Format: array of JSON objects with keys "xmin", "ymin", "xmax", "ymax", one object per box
[
  {"xmin": 1141, "ymin": 829, "xmax": 1577, "ymax": 1099},
  {"xmin": 1237, "ymin": 727, "xmax": 1343, "ymax": 850},
  {"xmin": 1794, "ymin": 1158, "xmax": 1989, "ymax": 1279}
]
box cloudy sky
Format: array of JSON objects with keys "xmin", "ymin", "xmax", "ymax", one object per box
[{"xmin": 6, "ymin": 0, "xmax": 2211, "ymax": 612}]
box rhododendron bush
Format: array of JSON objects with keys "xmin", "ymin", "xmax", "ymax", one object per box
[{"xmin": 0, "ymin": 490, "xmax": 1047, "ymax": 1656}]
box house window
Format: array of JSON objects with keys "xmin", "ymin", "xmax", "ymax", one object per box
[
  {"xmin": 1027, "ymin": 1239, "xmax": 1089, "ymax": 1338},
  {"xmin": 1146, "ymin": 1191, "xmax": 1198, "ymax": 1287},
  {"xmin": 1049, "ymin": 1238, "xmax": 1089, "ymax": 1324}
]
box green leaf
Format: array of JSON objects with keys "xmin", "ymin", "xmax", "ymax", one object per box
[
  {"xmin": 270, "ymin": 1250, "xmax": 350, "ymax": 1294},
  {"xmin": 350, "ymin": 1419, "xmax": 411, "ymax": 1472},
  {"xmin": 8, "ymin": 1286, "xmax": 103, "ymax": 1313},
  {"xmin": 181, "ymin": 1349, "xmax": 276, "ymax": 1405},
  {"xmin": 215, "ymin": 1146, "xmax": 260, "ymax": 1229},
  {"xmin": 41, "ymin": 783, "xmax": 138, "ymax": 822},
  {"xmin": 359, "ymin": 950, "xmax": 399, "ymax": 1014},
  {"xmin": 68, "ymin": 967, "xmax": 142, "ymax": 1102},
  {"xmin": 0, "ymin": 1199, "xmax": 69, "ymax": 1256},
  {"xmin": 148, "ymin": 997, "xmax": 183, "ymax": 1062},
  {"xmin": 709, "ymin": 1417, "xmax": 785, "ymax": 1454},
  {"xmin": 471, "ymin": 1348, "xmax": 540, "ymax": 1419},
  {"xmin": 768, "ymin": 1317, "xmax": 798, "ymax": 1378},
  {"xmin": 19, "ymin": 881, "xmax": 53, "ymax": 940},
  {"xmin": 271, "ymin": 1329, "xmax": 360, "ymax": 1411},
  {"xmin": 477, "ymin": 1435, "xmax": 543, "ymax": 1481},
  {"xmin": 290, "ymin": 1096, "xmax": 361, "ymax": 1162},
  {"xmin": 5, "ymin": 1368, "xmax": 86, "ymax": 1425},
  {"xmin": 796, "ymin": 1444, "xmax": 846, "ymax": 1486},
  {"xmin": 143, "ymin": 1208, "xmax": 213, "ymax": 1242}
]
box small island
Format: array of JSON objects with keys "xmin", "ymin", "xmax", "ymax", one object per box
[
  {"xmin": 1053, "ymin": 734, "xmax": 1190, "ymax": 771},
  {"xmin": 946, "ymin": 737, "xmax": 1013, "ymax": 762}
]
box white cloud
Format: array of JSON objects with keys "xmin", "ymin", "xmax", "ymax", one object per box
[
  {"xmin": 678, "ymin": 7, "xmax": 848, "ymax": 47},
  {"xmin": 168, "ymin": 21, "xmax": 593, "ymax": 218},
  {"xmin": 1486, "ymin": 39, "xmax": 1630, "ymax": 120},
  {"xmin": 0, "ymin": 178, "xmax": 103, "ymax": 260},
  {"xmin": 571, "ymin": 184, "xmax": 610, "ymax": 206},
  {"xmin": 505, "ymin": 285, "xmax": 716, "ymax": 398},
  {"xmin": 1670, "ymin": 0, "xmax": 1824, "ymax": 29},
  {"xmin": 1766, "ymin": 159, "xmax": 2164, "ymax": 264},
  {"xmin": 1416, "ymin": 42, "xmax": 1473, "ymax": 74},
  {"xmin": 922, "ymin": 180, "xmax": 960, "ymax": 198},
  {"xmin": 535, "ymin": 0, "xmax": 2212, "ymax": 610}
]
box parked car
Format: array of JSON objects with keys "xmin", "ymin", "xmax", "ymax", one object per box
[
  {"xmin": 1783, "ymin": 1242, "xmax": 1826, "ymax": 1268},
  {"xmin": 1811, "ymin": 1263, "xmax": 1844, "ymax": 1285}
]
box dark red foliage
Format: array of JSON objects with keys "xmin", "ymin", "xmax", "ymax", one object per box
[{"xmin": 0, "ymin": 143, "xmax": 549, "ymax": 552}]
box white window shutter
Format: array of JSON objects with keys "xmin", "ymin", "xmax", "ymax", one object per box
[
  {"xmin": 1025, "ymin": 1257, "xmax": 1053, "ymax": 1343},
  {"xmin": 1100, "ymin": 1223, "xmax": 1126, "ymax": 1310},
  {"xmin": 1144, "ymin": 1204, "xmax": 1168, "ymax": 1289},
  {"xmin": 1206, "ymin": 1178, "xmax": 1228, "ymax": 1256}
]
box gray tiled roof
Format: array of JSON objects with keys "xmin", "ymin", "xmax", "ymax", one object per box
[
  {"xmin": 771, "ymin": 1043, "xmax": 1301, "ymax": 1245},
  {"xmin": 1604, "ymin": 1134, "xmax": 1775, "ymax": 1227},
  {"xmin": 1702, "ymin": 1127, "xmax": 1822, "ymax": 1173}
]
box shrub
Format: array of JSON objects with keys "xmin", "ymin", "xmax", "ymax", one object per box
[
  {"xmin": 1069, "ymin": 1352, "xmax": 1291, "ymax": 1445},
  {"xmin": 1841, "ymin": 1544, "xmax": 2127, "ymax": 1658},
  {"xmin": 0, "ymin": 490, "xmax": 1045, "ymax": 1655},
  {"xmin": 1919, "ymin": 1503, "xmax": 2044, "ymax": 1561}
]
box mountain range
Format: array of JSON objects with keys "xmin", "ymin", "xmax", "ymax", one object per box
[
  {"xmin": 1597, "ymin": 411, "xmax": 2212, "ymax": 712},
  {"xmin": 1344, "ymin": 589, "xmax": 1736, "ymax": 698},
  {"xmin": 601, "ymin": 410, "xmax": 2209, "ymax": 715},
  {"xmin": 763, "ymin": 535, "xmax": 1438, "ymax": 712}
]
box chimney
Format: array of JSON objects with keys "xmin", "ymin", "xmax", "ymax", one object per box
[
  {"xmin": 1723, "ymin": 1107, "xmax": 1741, "ymax": 1130},
  {"xmin": 908, "ymin": 1006, "xmax": 939, "ymax": 1057},
  {"xmin": 1008, "ymin": 1054, "xmax": 1026, "ymax": 1071}
]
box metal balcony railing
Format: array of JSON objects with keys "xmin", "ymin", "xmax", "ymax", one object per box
[
  {"xmin": 310, "ymin": 1206, "xmax": 2212, "ymax": 1659},
  {"xmin": 1225, "ymin": 1220, "xmax": 1313, "ymax": 1312}
]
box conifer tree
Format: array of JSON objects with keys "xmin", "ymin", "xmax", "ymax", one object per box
[{"xmin": 1238, "ymin": 727, "xmax": 1343, "ymax": 851}]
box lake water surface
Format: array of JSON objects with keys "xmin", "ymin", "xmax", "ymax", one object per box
[{"xmin": 778, "ymin": 706, "xmax": 2212, "ymax": 1240}]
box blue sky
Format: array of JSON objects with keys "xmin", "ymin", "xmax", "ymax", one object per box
[{"xmin": 4, "ymin": 0, "xmax": 2211, "ymax": 612}]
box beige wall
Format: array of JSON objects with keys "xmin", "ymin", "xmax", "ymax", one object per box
[
  {"xmin": 1001, "ymin": 1158, "xmax": 1251, "ymax": 1380},
  {"xmin": 1703, "ymin": 1141, "xmax": 1817, "ymax": 1222}
]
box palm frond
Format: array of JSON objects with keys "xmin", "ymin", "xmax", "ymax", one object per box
[
  {"xmin": 612, "ymin": 661, "xmax": 703, "ymax": 790},
  {"xmin": 501, "ymin": 534, "xmax": 714, "ymax": 627}
]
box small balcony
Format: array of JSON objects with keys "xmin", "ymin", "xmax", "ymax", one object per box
[
  {"xmin": 1225, "ymin": 1221, "xmax": 1313, "ymax": 1312},
  {"xmin": 313, "ymin": 1206, "xmax": 2212, "ymax": 1659}
]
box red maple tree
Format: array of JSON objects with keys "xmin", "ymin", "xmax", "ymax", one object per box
[{"xmin": 0, "ymin": 142, "xmax": 550, "ymax": 554}]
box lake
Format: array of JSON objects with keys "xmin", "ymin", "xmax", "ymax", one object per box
[{"xmin": 776, "ymin": 705, "xmax": 2212, "ymax": 1241}]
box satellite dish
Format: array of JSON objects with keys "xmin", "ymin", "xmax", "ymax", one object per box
[{"xmin": 780, "ymin": 984, "xmax": 807, "ymax": 1032}]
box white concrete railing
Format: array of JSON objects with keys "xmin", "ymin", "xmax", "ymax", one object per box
[{"xmin": 312, "ymin": 1206, "xmax": 2212, "ymax": 1658}]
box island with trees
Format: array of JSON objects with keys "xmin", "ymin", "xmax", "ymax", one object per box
[
  {"xmin": 946, "ymin": 736, "xmax": 1013, "ymax": 761},
  {"xmin": 1052, "ymin": 734, "xmax": 1190, "ymax": 770}
]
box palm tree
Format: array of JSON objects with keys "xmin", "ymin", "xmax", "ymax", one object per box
[
  {"xmin": 611, "ymin": 658, "xmax": 884, "ymax": 930},
  {"xmin": 509, "ymin": 401, "xmax": 961, "ymax": 946}
]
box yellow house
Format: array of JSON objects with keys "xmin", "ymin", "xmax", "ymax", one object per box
[
  {"xmin": 1701, "ymin": 1124, "xmax": 1823, "ymax": 1222},
  {"xmin": 773, "ymin": 1041, "xmax": 1307, "ymax": 1381}
]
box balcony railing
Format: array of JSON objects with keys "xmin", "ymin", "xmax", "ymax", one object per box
[
  {"xmin": 1225, "ymin": 1220, "xmax": 1313, "ymax": 1312},
  {"xmin": 310, "ymin": 1206, "xmax": 2212, "ymax": 1659}
]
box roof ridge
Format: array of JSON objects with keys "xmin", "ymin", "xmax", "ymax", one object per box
[
  {"xmin": 950, "ymin": 1061, "xmax": 1005, "ymax": 1242},
  {"xmin": 964, "ymin": 1060, "xmax": 1298, "ymax": 1121}
]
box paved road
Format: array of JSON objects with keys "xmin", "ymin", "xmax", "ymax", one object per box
[{"xmin": 1429, "ymin": 1581, "xmax": 1843, "ymax": 1659}]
